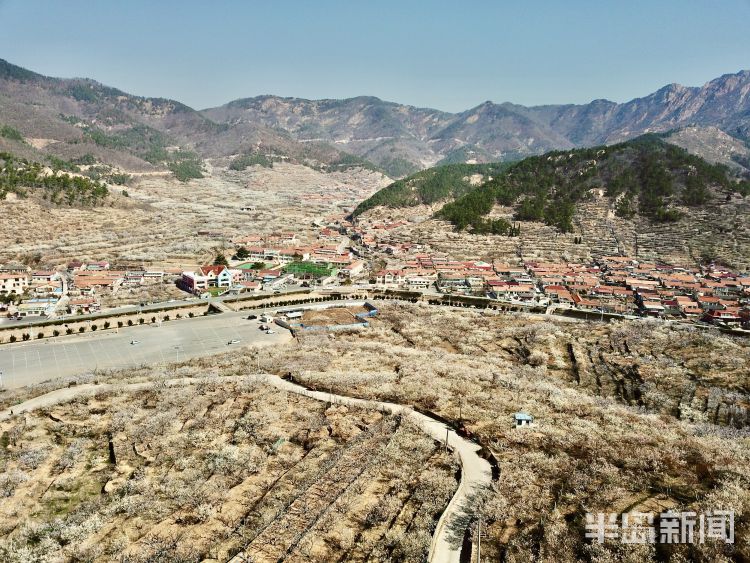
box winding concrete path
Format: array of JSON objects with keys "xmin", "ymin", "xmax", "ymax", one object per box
[
  {"xmin": 1, "ymin": 374, "xmax": 492, "ymax": 563},
  {"xmin": 258, "ymin": 374, "xmax": 492, "ymax": 563}
]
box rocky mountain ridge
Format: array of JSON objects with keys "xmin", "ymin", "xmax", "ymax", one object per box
[
  {"xmin": 203, "ymin": 70, "xmax": 750, "ymax": 174},
  {"xmin": 1, "ymin": 58, "xmax": 749, "ymax": 178}
]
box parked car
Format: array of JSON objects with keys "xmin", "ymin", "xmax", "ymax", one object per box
[
  {"xmin": 247, "ymin": 314, "xmax": 257, "ymax": 320},
  {"xmin": 266, "ymin": 329, "xmax": 276, "ymax": 334},
  {"xmin": 227, "ymin": 339, "xmax": 240, "ymax": 345}
]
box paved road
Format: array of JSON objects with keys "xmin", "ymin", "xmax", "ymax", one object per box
[
  {"xmin": 0, "ymin": 369, "xmax": 490, "ymax": 563},
  {"xmin": 0, "ymin": 311, "xmax": 290, "ymax": 389},
  {"xmin": 253, "ymin": 374, "xmax": 493, "ymax": 563},
  {"xmin": 6, "ymin": 286, "xmax": 312, "ymax": 328}
]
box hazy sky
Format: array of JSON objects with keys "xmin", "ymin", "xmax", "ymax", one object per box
[{"xmin": 1, "ymin": 0, "xmax": 748, "ymax": 111}]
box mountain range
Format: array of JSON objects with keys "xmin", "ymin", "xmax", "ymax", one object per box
[
  {"xmin": 1, "ymin": 58, "xmax": 749, "ymax": 177},
  {"xmin": 202, "ymin": 70, "xmax": 750, "ymax": 174}
]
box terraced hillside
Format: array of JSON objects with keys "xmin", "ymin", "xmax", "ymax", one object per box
[
  {"xmin": 263, "ymin": 303, "xmax": 750, "ymax": 562},
  {"xmin": 356, "ymin": 135, "xmax": 750, "ymax": 266},
  {"xmin": 0, "ymin": 371, "xmax": 456, "ymax": 562},
  {"xmin": 0, "ymin": 162, "xmax": 388, "ymax": 266}
]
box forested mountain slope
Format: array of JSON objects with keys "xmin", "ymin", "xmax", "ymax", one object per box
[
  {"xmin": 352, "ymin": 161, "xmax": 513, "ymax": 217},
  {"xmin": 437, "ymin": 135, "xmax": 749, "ymax": 234},
  {"xmin": 354, "ymin": 136, "xmax": 750, "ymax": 268}
]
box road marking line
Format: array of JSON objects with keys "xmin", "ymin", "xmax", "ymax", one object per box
[
  {"xmin": 50, "ymin": 344, "xmax": 61, "ymax": 378},
  {"xmin": 97, "ymin": 339, "xmax": 119, "ymax": 370},
  {"xmin": 74, "ymin": 341, "xmax": 86, "ymax": 372},
  {"xmin": 86, "ymin": 341, "xmax": 100, "ymax": 372}
]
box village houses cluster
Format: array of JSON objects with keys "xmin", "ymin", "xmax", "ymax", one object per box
[
  {"xmin": 342, "ymin": 215, "xmax": 749, "ymax": 328},
  {"xmin": 0, "ymin": 222, "xmax": 368, "ymax": 321},
  {"xmin": 179, "ymin": 228, "xmax": 365, "ymax": 298},
  {"xmin": 3, "ymin": 211, "xmax": 749, "ymax": 332},
  {"xmin": 369, "ymin": 253, "xmax": 750, "ymax": 327},
  {"xmin": 0, "ymin": 260, "xmax": 171, "ymax": 319}
]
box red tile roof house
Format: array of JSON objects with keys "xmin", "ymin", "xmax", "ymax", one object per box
[
  {"xmin": 702, "ymin": 309, "xmax": 743, "ymax": 325},
  {"xmin": 640, "ymin": 300, "xmax": 666, "ymax": 317},
  {"xmin": 626, "ymin": 278, "xmax": 660, "ymax": 291},
  {"xmin": 73, "ymin": 272, "xmax": 122, "ymax": 294},
  {"xmin": 674, "ymin": 296, "xmax": 701, "ymax": 313},
  {"xmin": 199, "ymin": 265, "xmax": 232, "ymax": 288},
  {"xmin": 238, "ymin": 280, "xmax": 262, "ymax": 293},
  {"xmin": 68, "ymin": 297, "xmax": 100, "ymax": 314},
  {"xmin": 318, "ymin": 255, "xmax": 353, "ymax": 267},
  {"xmin": 259, "ymin": 269, "xmax": 284, "ymax": 283},
  {"xmin": 697, "ymin": 295, "xmax": 724, "ymax": 311},
  {"xmin": 487, "ymin": 281, "xmax": 536, "ymax": 301},
  {"xmin": 340, "ymin": 261, "xmax": 365, "ymax": 278},
  {"xmin": 437, "ymin": 273, "xmax": 470, "ymax": 293},
  {"xmin": 612, "ymin": 288, "xmax": 633, "ymax": 299},
  {"xmin": 233, "ymin": 234, "xmax": 264, "ymax": 245},
  {"xmin": 574, "ymin": 296, "xmax": 602, "ymax": 310},
  {"xmin": 543, "ymin": 286, "xmax": 574, "ymax": 304},
  {"xmin": 31, "ymin": 281, "xmax": 62, "ymax": 296},
  {"xmin": 32, "ymin": 271, "xmax": 58, "ymax": 283},
  {"xmin": 593, "ymin": 299, "xmax": 630, "ymax": 314},
  {"xmin": 590, "ymin": 286, "xmax": 616, "ymax": 297},
  {"xmin": 683, "ymin": 305, "xmax": 704, "ymax": 316},
  {"xmin": 265, "ymin": 232, "xmax": 298, "ymax": 245},
  {"xmin": 318, "ymin": 227, "xmax": 341, "ymax": 239},
  {"xmin": 375, "ymin": 270, "xmax": 405, "ymax": 287},
  {"xmin": 661, "ymin": 299, "xmax": 683, "ymax": 316}
]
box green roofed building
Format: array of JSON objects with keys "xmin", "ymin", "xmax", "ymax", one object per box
[{"xmin": 284, "ymin": 261, "xmax": 333, "ymax": 279}]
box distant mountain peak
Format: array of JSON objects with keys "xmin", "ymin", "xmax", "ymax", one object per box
[{"xmin": 2, "ymin": 57, "xmax": 750, "ymax": 177}]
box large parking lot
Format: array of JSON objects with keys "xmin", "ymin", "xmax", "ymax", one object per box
[{"xmin": 0, "ymin": 311, "xmax": 291, "ymax": 389}]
